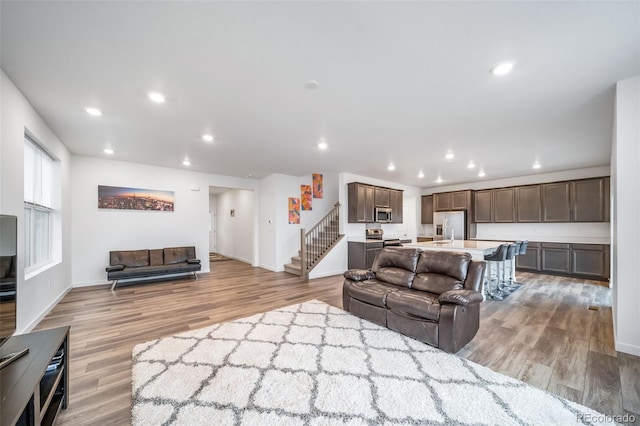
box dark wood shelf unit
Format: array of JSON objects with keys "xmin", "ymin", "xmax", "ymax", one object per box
[{"xmin": 0, "ymin": 326, "xmax": 69, "ymax": 426}]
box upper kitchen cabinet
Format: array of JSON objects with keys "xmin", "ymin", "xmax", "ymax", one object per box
[
  {"xmin": 390, "ymin": 190, "xmax": 404, "ymax": 223},
  {"xmin": 347, "ymin": 182, "xmax": 375, "ymax": 223},
  {"xmin": 571, "ymin": 177, "xmax": 610, "ymax": 222},
  {"xmin": 473, "ymin": 190, "xmax": 493, "ymax": 223},
  {"xmin": 542, "ymin": 182, "xmax": 572, "ymax": 222},
  {"xmin": 515, "ymin": 185, "xmax": 542, "ymax": 222},
  {"xmin": 434, "ymin": 190, "xmax": 472, "ymax": 211},
  {"xmin": 421, "ymin": 195, "xmax": 434, "ymax": 224},
  {"xmin": 493, "ymin": 187, "xmax": 516, "ymax": 222},
  {"xmin": 374, "ymin": 187, "xmax": 390, "ymax": 207}
]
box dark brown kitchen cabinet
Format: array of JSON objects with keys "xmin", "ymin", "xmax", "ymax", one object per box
[
  {"xmin": 421, "ymin": 195, "xmax": 433, "ymax": 224},
  {"xmin": 473, "ymin": 190, "xmax": 493, "ymax": 223},
  {"xmin": 571, "ymin": 177, "xmax": 610, "ymax": 222},
  {"xmin": 542, "ymin": 182, "xmax": 572, "ymax": 222},
  {"xmin": 434, "ymin": 193, "xmax": 451, "ymax": 211},
  {"xmin": 348, "ymin": 183, "xmax": 375, "ymax": 223},
  {"xmin": 541, "ymin": 243, "xmax": 571, "ymax": 274},
  {"xmin": 374, "ymin": 187, "xmax": 390, "ymax": 207},
  {"xmin": 571, "ymin": 244, "xmax": 610, "ymax": 279},
  {"xmin": 516, "ymin": 242, "xmax": 541, "ymax": 271},
  {"xmin": 515, "ymin": 185, "xmax": 542, "ymax": 222},
  {"xmin": 434, "ymin": 190, "xmax": 471, "ymax": 211},
  {"xmin": 493, "ymin": 187, "xmax": 516, "ymax": 222},
  {"xmin": 348, "ymin": 241, "xmax": 383, "ymax": 270},
  {"xmin": 451, "ymin": 191, "xmax": 471, "ymax": 210},
  {"xmin": 390, "ymin": 190, "xmax": 403, "ymax": 223}
]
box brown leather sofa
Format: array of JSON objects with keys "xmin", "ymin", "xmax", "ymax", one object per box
[
  {"xmin": 106, "ymin": 246, "xmax": 201, "ymax": 291},
  {"xmin": 343, "ymin": 247, "xmax": 486, "ymax": 353}
]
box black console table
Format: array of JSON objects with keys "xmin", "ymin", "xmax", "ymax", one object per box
[{"xmin": 0, "ymin": 326, "xmax": 69, "ymax": 426}]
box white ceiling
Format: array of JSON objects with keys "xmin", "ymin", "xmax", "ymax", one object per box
[{"xmin": 1, "ymin": 1, "xmax": 638, "ymax": 187}]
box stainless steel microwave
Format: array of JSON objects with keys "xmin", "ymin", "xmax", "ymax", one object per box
[{"xmin": 375, "ymin": 207, "xmax": 392, "ymax": 222}]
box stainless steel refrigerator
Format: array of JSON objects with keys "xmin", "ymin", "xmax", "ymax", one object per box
[{"xmin": 433, "ymin": 211, "xmax": 466, "ymax": 241}]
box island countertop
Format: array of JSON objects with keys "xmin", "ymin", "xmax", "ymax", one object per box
[{"xmin": 402, "ymin": 240, "xmax": 510, "ymax": 260}]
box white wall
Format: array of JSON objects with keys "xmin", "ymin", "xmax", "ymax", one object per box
[
  {"xmin": 611, "ymin": 75, "xmax": 640, "ymax": 356},
  {"xmin": 208, "ymin": 194, "xmax": 217, "ymax": 252},
  {"xmin": 1, "ymin": 70, "xmax": 73, "ymax": 333},
  {"xmin": 215, "ymin": 189, "xmax": 254, "ymax": 264},
  {"xmin": 71, "ymin": 156, "xmax": 258, "ymax": 286}
]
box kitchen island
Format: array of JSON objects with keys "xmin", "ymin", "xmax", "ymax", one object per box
[{"xmin": 403, "ymin": 240, "xmax": 510, "ymax": 261}]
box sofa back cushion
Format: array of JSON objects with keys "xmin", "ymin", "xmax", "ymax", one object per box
[
  {"xmin": 0, "ymin": 255, "xmax": 15, "ymax": 278},
  {"xmin": 164, "ymin": 246, "xmax": 196, "ymax": 265},
  {"xmin": 372, "ymin": 247, "xmax": 421, "ymax": 288},
  {"xmin": 110, "ymin": 250, "xmax": 149, "ymax": 267},
  {"xmin": 412, "ymin": 250, "xmax": 471, "ymax": 294},
  {"xmin": 149, "ymin": 249, "xmax": 164, "ymax": 266}
]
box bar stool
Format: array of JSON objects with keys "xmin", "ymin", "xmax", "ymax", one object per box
[
  {"xmin": 513, "ymin": 240, "xmax": 528, "ymax": 285},
  {"xmin": 500, "ymin": 242, "xmax": 520, "ymax": 291},
  {"xmin": 483, "ymin": 244, "xmax": 509, "ymax": 301}
]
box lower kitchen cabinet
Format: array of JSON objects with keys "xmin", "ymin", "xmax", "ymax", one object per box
[
  {"xmin": 571, "ymin": 244, "xmax": 610, "ymax": 279},
  {"xmin": 516, "ymin": 242, "xmax": 609, "ymax": 281},
  {"xmin": 541, "ymin": 243, "xmax": 571, "ymax": 274},
  {"xmin": 515, "ymin": 242, "xmax": 540, "ymax": 271},
  {"xmin": 348, "ymin": 241, "xmax": 383, "ymax": 270}
]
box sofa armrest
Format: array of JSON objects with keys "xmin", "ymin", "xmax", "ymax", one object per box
[
  {"xmin": 439, "ymin": 289, "xmax": 483, "ymax": 306},
  {"xmin": 106, "ymin": 264, "xmax": 125, "ymax": 273},
  {"xmin": 186, "ymin": 258, "xmax": 201, "ymax": 264},
  {"xmin": 343, "ymin": 269, "xmax": 375, "ymax": 281}
]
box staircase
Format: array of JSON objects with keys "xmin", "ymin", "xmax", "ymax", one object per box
[{"xmin": 284, "ymin": 203, "xmax": 344, "ymax": 280}]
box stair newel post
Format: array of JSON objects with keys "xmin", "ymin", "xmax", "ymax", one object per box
[{"xmin": 300, "ymin": 228, "xmax": 307, "ymax": 280}]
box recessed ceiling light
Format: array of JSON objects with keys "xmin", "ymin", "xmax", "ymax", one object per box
[
  {"xmin": 491, "ymin": 62, "xmax": 514, "ymax": 76},
  {"xmin": 244, "ymin": 174, "xmax": 252, "ymax": 178},
  {"xmin": 436, "ymin": 176, "xmax": 443, "ymax": 183},
  {"xmin": 182, "ymin": 159, "xmax": 191, "ymax": 166},
  {"xmin": 478, "ymin": 170, "xmax": 486, "ymax": 177},
  {"xmin": 202, "ymin": 134, "xmax": 214, "ymax": 142},
  {"xmin": 103, "ymin": 148, "xmax": 114, "ymax": 155},
  {"xmin": 305, "ymin": 80, "xmax": 319, "ymax": 90},
  {"xmin": 85, "ymin": 107, "xmax": 102, "ymax": 116},
  {"xmin": 318, "ymin": 141, "xmax": 328, "ymax": 150},
  {"xmin": 467, "ymin": 162, "xmax": 476, "ymax": 169},
  {"xmin": 148, "ymin": 92, "xmax": 165, "ymax": 103},
  {"xmin": 445, "ymin": 152, "xmax": 454, "ymax": 160},
  {"xmin": 418, "ymin": 171, "xmax": 424, "ymax": 178},
  {"xmin": 533, "ymin": 162, "xmax": 541, "ymax": 169},
  {"xmin": 388, "ymin": 163, "xmax": 396, "ymax": 171}
]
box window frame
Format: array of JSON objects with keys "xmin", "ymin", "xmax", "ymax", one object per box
[{"xmin": 23, "ymin": 136, "xmax": 55, "ymax": 273}]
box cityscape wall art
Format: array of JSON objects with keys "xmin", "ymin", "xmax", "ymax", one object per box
[{"xmin": 98, "ymin": 185, "xmax": 175, "ymax": 211}]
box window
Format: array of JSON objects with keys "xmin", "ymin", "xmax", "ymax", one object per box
[{"xmin": 24, "ymin": 136, "xmax": 54, "ymax": 271}]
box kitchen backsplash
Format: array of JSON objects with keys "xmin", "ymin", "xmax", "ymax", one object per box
[{"xmin": 475, "ymin": 222, "xmax": 610, "ymax": 244}]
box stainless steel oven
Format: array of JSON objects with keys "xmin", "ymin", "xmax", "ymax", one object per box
[{"xmin": 375, "ymin": 207, "xmax": 392, "ymax": 223}]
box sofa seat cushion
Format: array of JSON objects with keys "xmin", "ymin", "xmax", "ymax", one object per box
[
  {"xmin": 108, "ymin": 262, "xmax": 200, "ymax": 279},
  {"xmin": 348, "ymin": 280, "xmax": 398, "ymax": 308},
  {"xmin": 386, "ymin": 289, "xmax": 441, "ymax": 321}
]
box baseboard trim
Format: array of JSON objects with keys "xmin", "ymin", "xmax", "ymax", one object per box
[
  {"xmin": 309, "ymin": 270, "xmax": 345, "ymax": 280},
  {"xmin": 615, "ymin": 341, "xmax": 640, "ymax": 357},
  {"xmin": 20, "ymin": 285, "xmax": 72, "ymax": 333}
]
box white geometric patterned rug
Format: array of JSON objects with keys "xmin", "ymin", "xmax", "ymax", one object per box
[{"xmin": 132, "ymin": 300, "xmax": 611, "ymax": 425}]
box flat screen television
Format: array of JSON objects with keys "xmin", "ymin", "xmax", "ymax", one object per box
[{"xmin": 0, "ymin": 214, "xmax": 26, "ymax": 369}]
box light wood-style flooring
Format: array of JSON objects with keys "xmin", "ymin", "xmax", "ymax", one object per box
[{"xmin": 35, "ymin": 260, "xmax": 639, "ymax": 425}]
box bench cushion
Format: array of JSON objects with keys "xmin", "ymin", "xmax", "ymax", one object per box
[
  {"xmin": 110, "ymin": 249, "xmax": 149, "ymax": 267},
  {"xmin": 164, "ymin": 246, "xmax": 196, "ymax": 265},
  {"xmin": 107, "ymin": 262, "xmax": 200, "ymax": 279}
]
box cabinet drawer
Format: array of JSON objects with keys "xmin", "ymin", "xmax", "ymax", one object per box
[
  {"xmin": 541, "ymin": 242, "xmax": 571, "ymax": 249},
  {"xmin": 571, "ymin": 243, "xmax": 604, "ymax": 251}
]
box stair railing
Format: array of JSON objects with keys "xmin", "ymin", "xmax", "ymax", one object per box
[{"xmin": 300, "ymin": 202, "xmax": 341, "ymax": 280}]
